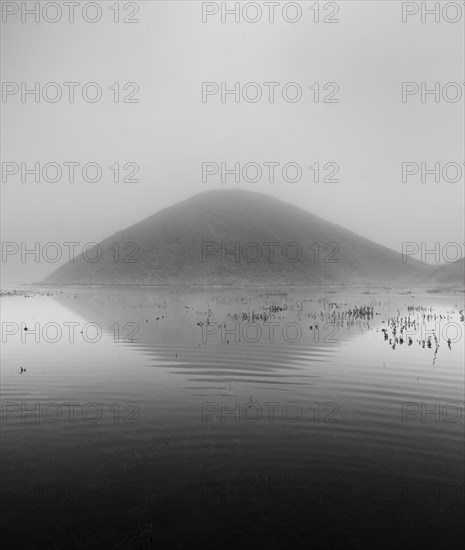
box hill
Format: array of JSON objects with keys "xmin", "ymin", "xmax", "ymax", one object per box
[
  {"xmin": 428, "ymin": 258, "xmax": 465, "ymax": 288},
  {"xmin": 43, "ymin": 190, "xmax": 439, "ymax": 287}
]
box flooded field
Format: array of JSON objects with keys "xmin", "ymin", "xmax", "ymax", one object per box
[{"xmin": 1, "ymin": 286, "xmax": 464, "ymax": 548}]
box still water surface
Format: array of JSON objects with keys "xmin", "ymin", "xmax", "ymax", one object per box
[{"xmin": 1, "ymin": 287, "xmax": 464, "ymax": 548}]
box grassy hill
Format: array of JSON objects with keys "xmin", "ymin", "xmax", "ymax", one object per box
[{"xmin": 43, "ymin": 190, "xmax": 442, "ymax": 287}]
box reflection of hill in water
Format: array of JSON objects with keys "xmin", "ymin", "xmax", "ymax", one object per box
[
  {"xmin": 4, "ymin": 289, "xmax": 463, "ymax": 550},
  {"xmin": 54, "ymin": 288, "xmax": 382, "ymax": 389}
]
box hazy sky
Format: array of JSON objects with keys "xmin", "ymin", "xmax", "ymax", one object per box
[{"xmin": 1, "ymin": 0, "xmax": 464, "ymax": 284}]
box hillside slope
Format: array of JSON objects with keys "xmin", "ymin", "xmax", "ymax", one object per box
[{"xmin": 43, "ymin": 190, "xmax": 438, "ymax": 287}]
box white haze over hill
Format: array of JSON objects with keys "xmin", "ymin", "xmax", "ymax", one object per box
[{"xmin": 1, "ymin": 1, "xmax": 463, "ymax": 284}]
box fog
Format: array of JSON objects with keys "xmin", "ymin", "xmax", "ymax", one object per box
[{"xmin": 1, "ymin": 1, "xmax": 463, "ymax": 284}]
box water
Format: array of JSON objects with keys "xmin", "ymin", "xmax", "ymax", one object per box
[{"xmin": 1, "ymin": 287, "xmax": 464, "ymax": 549}]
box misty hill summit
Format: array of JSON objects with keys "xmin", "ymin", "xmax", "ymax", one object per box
[{"xmin": 43, "ymin": 190, "xmax": 439, "ymax": 287}]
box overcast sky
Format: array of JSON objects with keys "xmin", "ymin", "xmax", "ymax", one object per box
[{"xmin": 1, "ymin": 0, "xmax": 464, "ymax": 284}]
